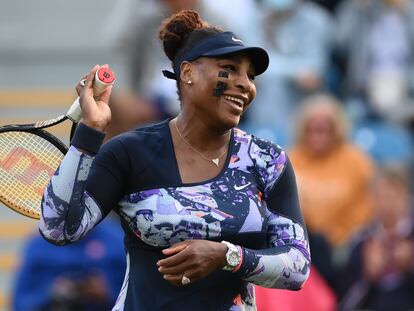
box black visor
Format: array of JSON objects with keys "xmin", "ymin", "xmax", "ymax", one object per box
[{"xmin": 162, "ymin": 31, "xmax": 269, "ymax": 80}]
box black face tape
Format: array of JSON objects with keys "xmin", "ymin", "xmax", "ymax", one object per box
[
  {"xmin": 213, "ymin": 81, "xmax": 228, "ymax": 97},
  {"xmin": 218, "ymin": 71, "xmax": 229, "ymax": 78}
]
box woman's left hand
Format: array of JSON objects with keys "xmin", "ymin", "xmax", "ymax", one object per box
[{"xmin": 157, "ymin": 240, "xmax": 228, "ymax": 286}]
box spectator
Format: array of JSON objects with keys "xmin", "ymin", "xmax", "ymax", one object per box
[
  {"xmin": 339, "ymin": 165, "xmax": 414, "ymax": 311},
  {"xmin": 289, "ymin": 94, "xmax": 375, "ymax": 248},
  {"xmin": 245, "ymin": 0, "xmax": 333, "ymax": 128},
  {"xmin": 105, "ymin": 0, "xmax": 227, "ymax": 120},
  {"xmin": 12, "ymin": 215, "xmax": 126, "ymax": 311},
  {"xmin": 335, "ymin": 0, "xmax": 414, "ymax": 123}
]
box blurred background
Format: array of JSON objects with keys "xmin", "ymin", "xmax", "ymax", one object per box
[{"xmin": 1, "ymin": 0, "xmax": 414, "ymax": 310}]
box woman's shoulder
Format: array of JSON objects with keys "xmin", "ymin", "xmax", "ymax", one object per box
[
  {"xmin": 100, "ymin": 119, "xmax": 171, "ymax": 156},
  {"xmin": 109, "ymin": 119, "xmax": 170, "ymax": 144},
  {"xmin": 340, "ymin": 143, "xmax": 374, "ymax": 164},
  {"xmin": 234, "ymin": 128, "xmax": 284, "ymax": 152},
  {"xmin": 234, "ymin": 128, "xmax": 287, "ymax": 190}
]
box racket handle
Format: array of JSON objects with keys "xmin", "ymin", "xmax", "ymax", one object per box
[
  {"xmin": 67, "ymin": 98, "xmax": 82, "ymax": 122},
  {"xmin": 67, "ymin": 67, "xmax": 116, "ymax": 123}
]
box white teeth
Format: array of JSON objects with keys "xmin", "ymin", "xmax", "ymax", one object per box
[{"xmin": 224, "ymin": 96, "xmax": 244, "ymax": 107}]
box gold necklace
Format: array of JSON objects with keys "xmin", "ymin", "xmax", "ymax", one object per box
[{"xmin": 173, "ymin": 119, "xmax": 227, "ymax": 167}]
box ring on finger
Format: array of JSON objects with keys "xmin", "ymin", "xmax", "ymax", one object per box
[
  {"xmin": 80, "ymin": 78, "xmax": 87, "ymax": 87},
  {"xmin": 181, "ymin": 275, "xmax": 191, "ymax": 285}
]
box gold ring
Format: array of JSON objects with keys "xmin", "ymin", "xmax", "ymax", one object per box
[{"xmin": 181, "ymin": 275, "xmax": 191, "ymax": 285}]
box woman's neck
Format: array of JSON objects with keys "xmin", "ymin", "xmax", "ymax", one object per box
[{"xmin": 174, "ymin": 113, "xmax": 231, "ymax": 152}]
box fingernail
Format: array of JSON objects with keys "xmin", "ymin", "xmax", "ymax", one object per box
[{"xmin": 102, "ymin": 64, "xmax": 109, "ymax": 68}]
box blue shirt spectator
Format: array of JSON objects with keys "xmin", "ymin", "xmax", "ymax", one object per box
[{"xmin": 12, "ymin": 215, "xmax": 126, "ymax": 311}]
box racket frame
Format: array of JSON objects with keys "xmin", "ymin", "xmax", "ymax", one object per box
[{"xmin": 0, "ymin": 125, "xmax": 68, "ymax": 219}]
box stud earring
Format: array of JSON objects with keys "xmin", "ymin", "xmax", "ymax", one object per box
[{"xmin": 187, "ymin": 80, "xmax": 193, "ymax": 85}]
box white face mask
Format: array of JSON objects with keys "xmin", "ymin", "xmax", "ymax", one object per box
[{"xmin": 263, "ymin": 0, "xmax": 299, "ymax": 10}]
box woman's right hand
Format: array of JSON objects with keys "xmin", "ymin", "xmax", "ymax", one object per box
[{"xmin": 76, "ymin": 65, "xmax": 113, "ymax": 132}]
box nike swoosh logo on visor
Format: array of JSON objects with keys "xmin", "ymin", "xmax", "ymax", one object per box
[{"xmin": 232, "ymin": 36, "xmax": 243, "ymax": 43}]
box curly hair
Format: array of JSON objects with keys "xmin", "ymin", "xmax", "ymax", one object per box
[{"xmin": 159, "ymin": 10, "xmax": 222, "ymax": 98}]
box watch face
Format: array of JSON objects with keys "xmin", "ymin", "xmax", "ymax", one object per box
[{"xmin": 228, "ymin": 251, "xmax": 240, "ymax": 267}]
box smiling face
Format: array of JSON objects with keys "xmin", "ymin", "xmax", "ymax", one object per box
[{"xmin": 180, "ymin": 53, "xmax": 257, "ymax": 130}]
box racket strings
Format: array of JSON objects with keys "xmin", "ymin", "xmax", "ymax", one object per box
[{"xmin": 0, "ymin": 132, "xmax": 64, "ymax": 218}]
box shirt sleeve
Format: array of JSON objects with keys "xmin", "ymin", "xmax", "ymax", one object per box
[
  {"xmin": 39, "ymin": 123, "xmax": 129, "ymax": 245},
  {"xmin": 234, "ymin": 142, "xmax": 311, "ymax": 290}
]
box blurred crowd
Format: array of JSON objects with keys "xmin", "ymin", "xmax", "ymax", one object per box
[{"xmin": 11, "ymin": 0, "xmax": 414, "ymax": 310}]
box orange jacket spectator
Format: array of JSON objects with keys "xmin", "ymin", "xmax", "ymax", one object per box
[{"xmin": 289, "ymin": 94, "xmax": 375, "ymax": 247}]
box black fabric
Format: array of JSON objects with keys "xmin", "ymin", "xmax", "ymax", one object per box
[
  {"xmin": 124, "ymin": 246, "xmax": 246, "ymax": 311},
  {"xmin": 85, "ymin": 120, "xmax": 181, "ymax": 216},
  {"xmin": 71, "ymin": 122, "xmax": 105, "ymax": 154},
  {"xmin": 266, "ymin": 158, "xmax": 306, "ymax": 228}
]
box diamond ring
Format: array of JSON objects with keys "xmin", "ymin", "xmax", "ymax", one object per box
[
  {"xmin": 181, "ymin": 275, "xmax": 191, "ymax": 285},
  {"xmin": 80, "ymin": 79, "xmax": 87, "ymax": 87}
]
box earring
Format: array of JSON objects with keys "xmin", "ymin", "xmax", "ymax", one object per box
[{"xmin": 187, "ymin": 80, "xmax": 193, "ymax": 85}]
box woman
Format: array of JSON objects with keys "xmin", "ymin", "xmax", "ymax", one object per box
[
  {"xmin": 39, "ymin": 10, "xmax": 310, "ymax": 311},
  {"xmin": 289, "ymin": 94, "xmax": 374, "ymax": 248}
]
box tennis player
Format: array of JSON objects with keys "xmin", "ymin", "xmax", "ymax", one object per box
[{"xmin": 39, "ymin": 10, "xmax": 310, "ymax": 311}]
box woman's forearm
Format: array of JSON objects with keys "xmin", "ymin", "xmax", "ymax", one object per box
[{"xmin": 39, "ymin": 146, "xmax": 103, "ymax": 245}]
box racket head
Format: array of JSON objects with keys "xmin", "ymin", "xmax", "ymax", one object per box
[{"xmin": 0, "ymin": 127, "xmax": 67, "ymax": 219}]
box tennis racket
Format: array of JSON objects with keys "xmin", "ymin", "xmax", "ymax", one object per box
[{"xmin": 0, "ymin": 67, "xmax": 115, "ymax": 219}]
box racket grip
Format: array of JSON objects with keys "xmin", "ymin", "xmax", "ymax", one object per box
[
  {"xmin": 67, "ymin": 67, "xmax": 116, "ymax": 123},
  {"xmin": 67, "ymin": 98, "xmax": 82, "ymax": 122}
]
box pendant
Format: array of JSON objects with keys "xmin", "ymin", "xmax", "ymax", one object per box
[{"xmin": 212, "ymin": 158, "xmax": 219, "ymax": 167}]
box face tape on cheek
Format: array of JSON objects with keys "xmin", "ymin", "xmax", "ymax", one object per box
[
  {"xmin": 213, "ymin": 71, "xmax": 229, "ymax": 97},
  {"xmin": 218, "ymin": 71, "xmax": 229, "ymax": 78},
  {"xmin": 213, "ymin": 81, "xmax": 228, "ymax": 97}
]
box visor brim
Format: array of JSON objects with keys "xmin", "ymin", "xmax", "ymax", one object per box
[{"xmin": 202, "ymin": 46, "xmax": 269, "ymax": 76}]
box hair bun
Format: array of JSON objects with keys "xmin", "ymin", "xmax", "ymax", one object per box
[{"xmin": 159, "ymin": 10, "xmax": 209, "ymax": 61}]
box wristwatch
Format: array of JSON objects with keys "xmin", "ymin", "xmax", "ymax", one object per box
[{"xmin": 221, "ymin": 241, "xmax": 242, "ymax": 271}]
